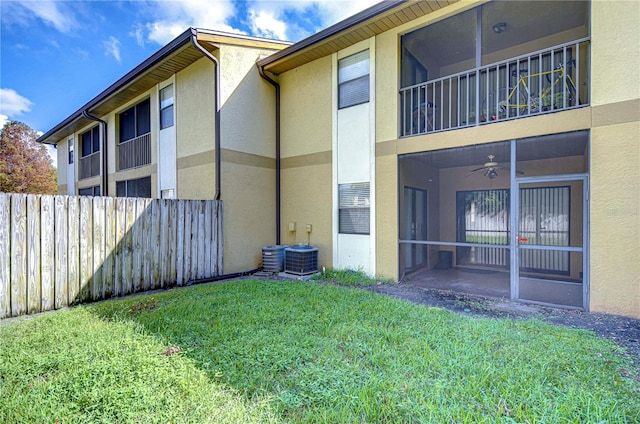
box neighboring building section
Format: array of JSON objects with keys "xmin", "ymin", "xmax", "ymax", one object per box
[{"xmin": 38, "ymin": 29, "xmax": 290, "ymax": 274}]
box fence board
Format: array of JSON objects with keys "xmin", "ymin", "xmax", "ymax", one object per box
[
  {"xmin": 0, "ymin": 194, "xmax": 223, "ymax": 319},
  {"xmin": 151, "ymin": 200, "xmax": 161, "ymax": 288},
  {"xmin": 104, "ymin": 197, "xmax": 115, "ymax": 298},
  {"xmin": 183, "ymin": 201, "xmax": 192, "ymax": 284},
  {"xmin": 122, "ymin": 198, "xmax": 135, "ymax": 295},
  {"xmin": 0, "ymin": 194, "xmax": 9, "ymax": 318},
  {"xmin": 54, "ymin": 196, "xmax": 69, "ymax": 309},
  {"xmin": 204, "ymin": 201, "xmax": 213, "ymax": 276},
  {"xmin": 11, "ymin": 195, "xmax": 27, "ymax": 316},
  {"xmin": 92, "ymin": 198, "xmax": 105, "ymax": 300},
  {"xmin": 216, "ymin": 201, "xmax": 224, "ymax": 274},
  {"xmin": 158, "ymin": 200, "xmax": 169, "ymax": 288},
  {"xmin": 114, "ymin": 198, "xmax": 126, "ymax": 297},
  {"xmin": 79, "ymin": 196, "xmax": 92, "ymax": 302},
  {"xmin": 68, "ymin": 196, "xmax": 80, "ymax": 304},
  {"xmin": 176, "ymin": 201, "xmax": 185, "ymax": 285},
  {"xmin": 27, "ymin": 195, "xmax": 41, "ymax": 314},
  {"xmin": 168, "ymin": 200, "xmax": 178, "ymax": 285},
  {"xmin": 191, "ymin": 201, "xmax": 199, "ymax": 280},
  {"xmin": 40, "ymin": 196, "xmax": 55, "ymax": 311},
  {"xmin": 142, "ymin": 199, "xmax": 152, "ymax": 291}
]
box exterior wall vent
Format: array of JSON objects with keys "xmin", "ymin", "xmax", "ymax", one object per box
[
  {"xmin": 284, "ymin": 245, "xmax": 319, "ymax": 275},
  {"xmin": 262, "ymin": 245, "xmax": 288, "ymax": 273}
]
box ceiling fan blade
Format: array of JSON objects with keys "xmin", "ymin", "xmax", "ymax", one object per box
[{"xmin": 468, "ymin": 166, "xmax": 486, "ymax": 173}]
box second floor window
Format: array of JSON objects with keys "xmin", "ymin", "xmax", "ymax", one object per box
[
  {"xmin": 81, "ymin": 127, "xmax": 99, "ymax": 157},
  {"xmin": 119, "ymin": 98, "xmax": 150, "ymax": 143},
  {"xmin": 338, "ymin": 50, "xmax": 369, "ymax": 109},
  {"xmin": 160, "ymin": 84, "xmax": 174, "ymax": 129}
]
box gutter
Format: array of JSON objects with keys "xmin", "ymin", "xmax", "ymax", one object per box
[
  {"xmin": 190, "ymin": 29, "xmax": 221, "ymax": 200},
  {"xmin": 81, "ymin": 111, "xmax": 108, "ymax": 195},
  {"xmin": 257, "ymin": 65, "xmax": 282, "ymax": 245}
]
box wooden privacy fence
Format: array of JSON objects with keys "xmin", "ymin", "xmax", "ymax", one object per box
[{"xmin": 0, "ymin": 193, "xmax": 223, "ymax": 319}]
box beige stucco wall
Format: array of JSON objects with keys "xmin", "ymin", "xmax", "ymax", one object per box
[
  {"xmin": 176, "ymin": 56, "xmax": 217, "ymax": 191},
  {"xmin": 590, "ymin": 120, "xmax": 639, "ymax": 318},
  {"xmin": 220, "ymin": 45, "xmax": 280, "ymax": 158},
  {"xmin": 279, "ymin": 56, "xmax": 334, "ymax": 268},
  {"xmin": 591, "ymin": 0, "xmax": 640, "ymax": 105}
]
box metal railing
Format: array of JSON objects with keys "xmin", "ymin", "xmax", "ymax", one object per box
[
  {"xmin": 79, "ymin": 152, "xmax": 100, "ymax": 180},
  {"xmin": 400, "ymin": 38, "xmax": 590, "ymax": 137},
  {"xmin": 118, "ymin": 133, "xmax": 151, "ymax": 170}
]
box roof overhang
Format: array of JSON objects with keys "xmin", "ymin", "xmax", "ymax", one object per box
[
  {"xmin": 38, "ymin": 28, "xmax": 290, "ymax": 145},
  {"xmin": 258, "ymin": 0, "xmax": 459, "ymax": 75}
]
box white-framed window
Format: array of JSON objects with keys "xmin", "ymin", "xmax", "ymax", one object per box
[
  {"xmin": 160, "ymin": 84, "xmax": 174, "ymax": 129},
  {"xmin": 338, "ymin": 50, "xmax": 370, "ymax": 109},
  {"xmin": 116, "ymin": 176, "xmax": 151, "ymax": 198},
  {"xmin": 338, "ymin": 182, "xmax": 370, "ymax": 234},
  {"xmin": 68, "ymin": 139, "xmax": 74, "ymax": 164}
]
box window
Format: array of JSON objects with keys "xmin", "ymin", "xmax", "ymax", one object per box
[
  {"xmin": 338, "ymin": 50, "xmax": 369, "ymax": 109},
  {"xmin": 81, "ymin": 127, "xmax": 100, "ymax": 157},
  {"xmin": 119, "ymin": 98, "xmax": 151, "ymax": 143},
  {"xmin": 79, "ymin": 185, "xmax": 100, "ymax": 196},
  {"xmin": 160, "ymin": 84, "xmax": 174, "ymax": 129},
  {"xmin": 68, "ymin": 140, "xmax": 74, "ymax": 164},
  {"xmin": 338, "ymin": 182, "xmax": 370, "ymax": 234},
  {"xmin": 116, "ymin": 176, "xmax": 151, "ymax": 198}
]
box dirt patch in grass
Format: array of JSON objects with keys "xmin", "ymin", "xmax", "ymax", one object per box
[{"xmin": 364, "ymin": 282, "xmax": 640, "ymax": 369}]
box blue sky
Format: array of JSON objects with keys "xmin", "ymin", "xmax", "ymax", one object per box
[{"xmin": 1, "ymin": 0, "xmax": 379, "ymax": 138}]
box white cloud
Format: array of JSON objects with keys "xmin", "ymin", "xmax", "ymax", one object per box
[
  {"xmin": 136, "ymin": 0, "xmax": 244, "ymax": 45},
  {"xmin": 0, "ymin": 88, "xmax": 34, "ymax": 118},
  {"xmin": 248, "ymin": 8, "xmax": 287, "ymax": 40},
  {"xmin": 245, "ymin": 0, "xmax": 381, "ymax": 41},
  {"xmin": 103, "ymin": 36, "xmax": 122, "ymax": 63},
  {"xmin": 14, "ymin": 0, "xmax": 77, "ymax": 33}
]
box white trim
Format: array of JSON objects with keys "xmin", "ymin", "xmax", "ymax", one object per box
[
  {"xmin": 332, "ymin": 53, "xmax": 339, "ymax": 268},
  {"xmin": 368, "ymin": 36, "xmax": 376, "ymax": 276}
]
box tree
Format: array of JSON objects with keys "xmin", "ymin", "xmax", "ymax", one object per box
[{"xmin": 0, "ymin": 121, "xmax": 57, "ymax": 194}]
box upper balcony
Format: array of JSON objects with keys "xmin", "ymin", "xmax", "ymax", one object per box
[{"xmin": 399, "ymin": 1, "xmax": 590, "ymax": 138}]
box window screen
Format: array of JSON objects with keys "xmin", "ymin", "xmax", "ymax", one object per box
[
  {"xmin": 338, "ymin": 50, "xmax": 370, "ymax": 109},
  {"xmin": 80, "ymin": 127, "xmax": 99, "ymax": 157},
  {"xmin": 119, "ymin": 98, "xmax": 151, "ymax": 143},
  {"xmin": 339, "ymin": 182, "xmax": 370, "ymax": 234},
  {"xmin": 160, "ymin": 84, "xmax": 174, "ymax": 129},
  {"xmin": 79, "ymin": 185, "xmax": 100, "ymax": 196},
  {"xmin": 116, "ymin": 176, "xmax": 151, "ymax": 198}
]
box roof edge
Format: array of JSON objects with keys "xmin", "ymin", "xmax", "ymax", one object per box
[
  {"xmin": 38, "ymin": 28, "xmax": 198, "ymax": 144},
  {"xmin": 257, "ymin": 0, "xmax": 406, "ymax": 70}
]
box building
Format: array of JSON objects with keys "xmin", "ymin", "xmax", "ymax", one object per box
[
  {"xmin": 39, "ymin": 0, "xmax": 640, "ymax": 318},
  {"xmin": 38, "ymin": 29, "xmax": 290, "ymax": 273}
]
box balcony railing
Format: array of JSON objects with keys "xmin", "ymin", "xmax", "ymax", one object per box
[
  {"xmin": 118, "ymin": 133, "xmax": 151, "ymax": 170},
  {"xmin": 400, "ymin": 38, "xmax": 590, "ymax": 137},
  {"xmin": 79, "ymin": 152, "xmax": 100, "ymax": 180}
]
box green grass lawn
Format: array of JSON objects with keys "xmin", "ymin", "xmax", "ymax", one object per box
[{"xmin": 1, "ymin": 280, "xmax": 638, "ymax": 423}]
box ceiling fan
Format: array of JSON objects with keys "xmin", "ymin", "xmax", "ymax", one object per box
[{"xmin": 465, "ymin": 155, "xmax": 524, "ymax": 179}]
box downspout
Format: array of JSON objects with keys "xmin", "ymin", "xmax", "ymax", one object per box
[
  {"xmin": 258, "ymin": 65, "xmax": 281, "ymax": 245},
  {"xmin": 190, "ymin": 29, "xmax": 221, "ymax": 200},
  {"xmin": 82, "ymin": 110, "xmax": 108, "ymax": 195}
]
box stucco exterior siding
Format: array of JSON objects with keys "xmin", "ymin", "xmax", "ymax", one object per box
[
  {"xmin": 176, "ymin": 57, "xmax": 216, "ymax": 161},
  {"xmin": 220, "ymin": 45, "xmax": 279, "ymax": 159},
  {"xmin": 280, "ymin": 163, "xmax": 333, "ymax": 269},
  {"xmin": 279, "ymin": 56, "xmax": 333, "ymax": 158},
  {"xmin": 221, "ymin": 160, "xmax": 276, "ymax": 273},
  {"xmin": 590, "ymin": 121, "xmax": 640, "ymax": 318},
  {"xmin": 375, "ymin": 155, "xmax": 399, "ymax": 278}
]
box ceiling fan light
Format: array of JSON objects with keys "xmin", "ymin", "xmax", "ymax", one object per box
[{"xmin": 493, "ymin": 22, "xmax": 507, "ymax": 34}]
